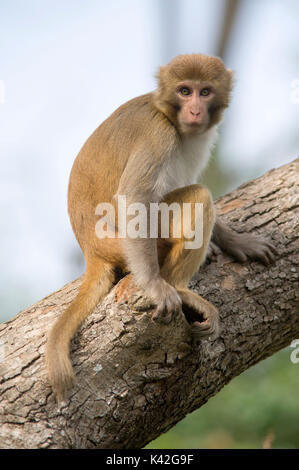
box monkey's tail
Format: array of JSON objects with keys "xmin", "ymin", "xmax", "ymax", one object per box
[{"xmin": 45, "ymin": 259, "xmax": 114, "ymax": 402}]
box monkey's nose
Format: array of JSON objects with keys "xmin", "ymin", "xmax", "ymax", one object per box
[{"xmin": 190, "ymin": 110, "xmax": 200, "ymax": 116}]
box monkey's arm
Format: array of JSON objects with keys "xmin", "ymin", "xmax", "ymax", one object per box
[
  {"xmin": 116, "ymin": 147, "xmax": 182, "ymax": 320},
  {"xmin": 211, "ymin": 218, "xmax": 277, "ymax": 265}
]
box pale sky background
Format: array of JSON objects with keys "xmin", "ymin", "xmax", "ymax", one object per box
[{"xmin": 0, "ymin": 0, "xmax": 299, "ymax": 321}]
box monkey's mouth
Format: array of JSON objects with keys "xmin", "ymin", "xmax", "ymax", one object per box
[
  {"xmin": 183, "ymin": 119, "xmax": 202, "ymax": 127},
  {"xmin": 181, "ymin": 120, "xmax": 206, "ymax": 135}
]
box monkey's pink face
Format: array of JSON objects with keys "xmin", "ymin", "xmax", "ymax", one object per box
[{"xmin": 175, "ymin": 81, "xmax": 215, "ymax": 132}]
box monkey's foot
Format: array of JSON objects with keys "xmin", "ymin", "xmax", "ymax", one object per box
[
  {"xmin": 114, "ymin": 276, "xmax": 218, "ymax": 335},
  {"xmin": 212, "ymin": 229, "xmax": 278, "ymax": 265},
  {"xmin": 224, "ymin": 233, "xmax": 278, "ymax": 265},
  {"xmin": 148, "ymin": 278, "xmax": 182, "ymax": 324},
  {"xmin": 177, "ymin": 288, "xmax": 219, "ymax": 340},
  {"xmin": 114, "ymin": 274, "xmax": 182, "ymax": 324}
]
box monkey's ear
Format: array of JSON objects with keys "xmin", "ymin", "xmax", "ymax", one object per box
[
  {"xmin": 227, "ymin": 68, "xmax": 235, "ymax": 88},
  {"xmin": 155, "ymin": 66, "xmax": 166, "ymax": 85},
  {"xmin": 227, "ymin": 68, "xmax": 235, "ymax": 80}
]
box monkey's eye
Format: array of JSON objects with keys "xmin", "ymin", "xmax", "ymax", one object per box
[
  {"xmin": 179, "ymin": 87, "xmax": 192, "ymax": 96},
  {"xmin": 200, "ymin": 88, "xmax": 210, "ymax": 96}
]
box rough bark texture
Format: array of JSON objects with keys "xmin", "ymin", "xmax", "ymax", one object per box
[{"xmin": 0, "ymin": 159, "xmax": 298, "ymax": 449}]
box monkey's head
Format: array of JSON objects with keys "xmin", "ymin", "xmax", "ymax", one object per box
[{"xmin": 155, "ymin": 54, "xmax": 234, "ymax": 135}]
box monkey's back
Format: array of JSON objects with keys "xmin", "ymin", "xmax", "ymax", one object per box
[{"xmin": 67, "ymin": 92, "xmax": 174, "ymax": 253}]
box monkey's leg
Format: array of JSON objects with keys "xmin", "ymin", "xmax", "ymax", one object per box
[{"xmin": 156, "ymin": 184, "xmax": 219, "ymax": 338}]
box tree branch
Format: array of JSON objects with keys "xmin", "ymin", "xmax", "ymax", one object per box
[{"xmin": 0, "ymin": 159, "xmax": 298, "ymax": 449}]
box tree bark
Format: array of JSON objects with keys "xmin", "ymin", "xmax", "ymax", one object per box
[{"xmin": 0, "ymin": 159, "xmax": 298, "ymax": 449}]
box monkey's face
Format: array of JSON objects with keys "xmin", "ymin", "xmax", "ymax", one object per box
[
  {"xmin": 174, "ymin": 81, "xmax": 216, "ymax": 134},
  {"xmin": 155, "ymin": 54, "xmax": 234, "ymax": 135}
]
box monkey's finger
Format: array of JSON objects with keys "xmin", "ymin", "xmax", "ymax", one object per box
[
  {"xmin": 195, "ymin": 320, "xmax": 211, "ymax": 330},
  {"xmin": 265, "ymin": 242, "xmax": 278, "ymax": 258},
  {"xmin": 206, "ymin": 241, "xmax": 222, "ymax": 260},
  {"xmin": 152, "ymin": 304, "xmax": 174, "ymax": 324},
  {"xmin": 230, "ymin": 249, "xmax": 247, "ymax": 263},
  {"xmin": 191, "ymin": 318, "xmax": 219, "ymax": 339},
  {"xmin": 192, "ymin": 325, "xmax": 213, "ymax": 338},
  {"xmin": 250, "ymin": 240, "xmax": 277, "ymax": 265},
  {"xmin": 266, "ymin": 241, "xmax": 278, "ymax": 254},
  {"xmin": 262, "ymin": 243, "xmax": 278, "ymax": 264},
  {"xmin": 263, "ymin": 248, "xmax": 275, "ymax": 265},
  {"xmin": 255, "ymin": 247, "xmax": 276, "ymax": 265},
  {"xmin": 152, "ymin": 305, "xmax": 165, "ymax": 321},
  {"xmin": 165, "ymin": 303, "xmax": 183, "ymax": 323},
  {"xmin": 164, "ymin": 292, "xmax": 182, "ymax": 316},
  {"xmin": 161, "ymin": 312, "xmax": 173, "ymax": 324},
  {"xmin": 255, "ymin": 250, "xmax": 271, "ymax": 265}
]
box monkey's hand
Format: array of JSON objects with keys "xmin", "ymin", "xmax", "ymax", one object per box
[
  {"xmin": 149, "ymin": 278, "xmax": 182, "ymax": 324},
  {"xmin": 212, "ymin": 219, "xmax": 277, "ymax": 265},
  {"xmin": 178, "ymin": 288, "xmax": 219, "ymax": 340},
  {"xmin": 115, "ymin": 274, "xmax": 182, "ymax": 324}
]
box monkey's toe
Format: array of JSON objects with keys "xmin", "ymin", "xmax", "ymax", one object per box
[
  {"xmin": 206, "ymin": 241, "xmax": 222, "ymax": 263},
  {"xmin": 191, "ymin": 318, "xmax": 219, "ymax": 340},
  {"xmin": 244, "ymin": 240, "xmax": 278, "ymax": 266},
  {"xmin": 223, "ymin": 235, "xmax": 278, "ymax": 266},
  {"xmin": 255, "ymin": 241, "xmax": 278, "ymax": 265},
  {"xmin": 152, "ymin": 302, "xmax": 181, "ymax": 324},
  {"xmin": 153, "ymin": 310, "xmax": 173, "ymax": 324},
  {"xmin": 181, "ymin": 296, "xmax": 219, "ymax": 340}
]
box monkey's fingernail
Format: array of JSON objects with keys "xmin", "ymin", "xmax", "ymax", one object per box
[
  {"xmin": 152, "ymin": 309, "xmax": 161, "ymax": 320},
  {"xmin": 268, "ymin": 243, "xmax": 278, "ymax": 254}
]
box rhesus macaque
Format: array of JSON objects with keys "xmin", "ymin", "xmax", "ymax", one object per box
[{"xmin": 46, "ymin": 54, "xmax": 276, "ymax": 401}]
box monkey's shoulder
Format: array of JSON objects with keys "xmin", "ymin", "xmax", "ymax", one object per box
[
  {"xmin": 75, "ymin": 93, "xmax": 178, "ymax": 171},
  {"xmin": 109, "ymin": 92, "xmax": 177, "ymax": 140}
]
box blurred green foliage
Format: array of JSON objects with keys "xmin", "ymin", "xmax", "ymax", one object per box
[
  {"xmin": 146, "ymin": 348, "xmax": 299, "ymax": 449},
  {"xmin": 200, "ymin": 147, "xmax": 262, "ymax": 200},
  {"xmin": 200, "ymin": 150, "xmax": 234, "ymax": 199}
]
